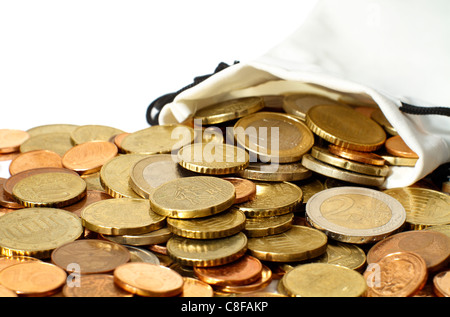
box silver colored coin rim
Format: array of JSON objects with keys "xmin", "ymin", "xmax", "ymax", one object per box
[{"xmin": 305, "ymin": 186, "xmax": 406, "ymax": 243}]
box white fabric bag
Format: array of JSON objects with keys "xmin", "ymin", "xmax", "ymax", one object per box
[{"xmin": 157, "ymin": 0, "xmax": 450, "ymax": 189}]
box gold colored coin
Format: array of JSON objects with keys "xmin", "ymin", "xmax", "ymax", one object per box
[
  {"xmin": 433, "ymin": 270, "xmax": 450, "ymax": 297},
  {"xmin": 280, "ymin": 263, "xmax": 367, "ymax": 297},
  {"xmin": 26, "ymin": 124, "xmax": 79, "ymax": 137},
  {"xmin": 282, "ymin": 241, "xmax": 367, "ymax": 272},
  {"xmin": 0, "ymin": 207, "xmax": 83, "ymax": 259},
  {"xmin": 167, "ymin": 208, "xmax": 246, "ymax": 239},
  {"xmin": 99, "ymin": 153, "xmax": 149, "ymax": 198},
  {"xmin": 310, "ymin": 146, "xmax": 390, "ymax": 177},
  {"xmin": 166, "ymin": 232, "xmax": 248, "ymax": 267},
  {"xmin": 114, "ymin": 262, "xmax": 184, "ymax": 297},
  {"xmin": 130, "ymin": 154, "xmax": 197, "ymax": 199},
  {"xmin": 306, "ymin": 186, "xmax": 406, "ymax": 244},
  {"xmin": 149, "ymin": 176, "xmax": 236, "ymax": 219},
  {"xmin": 282, "ymin": 93, "xmax": 346, "ymax": 121},
  {"xmin": 294, "ymin": 178, "xmax": 325, "ymax": 204},
  {"xmin": 81, "ymin": 172, "xmax": 104, "ymax": 191},
  {"xmin": 12, "ymin": 172, "xmax": 87, "ymax": 208},
  {"xmin": 244, "ymin": 212, "xmax": 294, "ymax": 238},
  {"xmin": 70, "ymin": 124, "xmax": 125, "ymax": 145},
  {"xmin": 20, "ymin": 132, "xmax": 74, "ymax": 156},
  {"xmin": 0, "ymin": 261, "xmax": 67, "ymax": 297},
  {"xmin": 235, "ymin": 181, "xmax": 302, "ymax": 218},
  {"xmin": 81, "ymin": 198, "xmax": 166, "ymax": 235},
  {"xmin": 424, "ymin": 224, "xmax": 450, "ymax": 238},
  {"xmin": 101, "ymin": 227, "xmax": 173, "ymax": 246},
  {"xmin": 301, "ymin": 154, "xmax": 386, "ymax": 187},
  {"xmin": 178, "ymin": 143, "xmax": 249, "ymax": 175},
  {"xmin": 237, "ymin": 161, "xmax": 312, "ymax": 182},
  {"xmin": 379, "ymin": 151, "xmax": 418, "ymax": 167},
  {"xmin": 383, "ymin": 187, "xmax": 450, "ymax": 229},
  {"xmin": 120, "ymin": 124, "xmax": 195, "ymax": 155},
  {"xmin": 370, "ymin": 109, "xmax": 398, "ymax": 136},
  {"xmin": 233, "ymin": 111, "xmax": 314, "ymax": 163},
  {"xmin": 193, "ymin": 96, "xmax": 265, "ymax": 125},
  {"xmin": 247, "ymin": 225, "xmax": 328, "ymax": 262},
  {"xmin": 305, "ymin": 104, "xmax": 386, "ymax": 152}
]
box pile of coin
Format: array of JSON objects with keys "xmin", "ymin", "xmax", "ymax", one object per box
[{"xmin": 0, "ymin": 91, "xmax": 448, "ymax": 298}]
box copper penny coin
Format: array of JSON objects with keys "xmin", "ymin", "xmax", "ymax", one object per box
[
  {"xmin": 148, "ymin": 243, "xmax": 168, "ymax": 255},
  {"xmin": 222, "ymin": 177, "xmax": 257, "ymax": 204},
  {"xmin": 0, "ymin": 152, "xmax": 20, "ymax": 162},
  {"xmin": 433, "ymin": 270, "xmax": 450, "ymax": 297},
  {"xmin": 62, "ymin": 274, "xmax": 132, "ymax": 297},
  {"xmin": 0, "ymin": 177, "xmax": 23, "ymax": 209},
  {"xmin": 62, "ymin": 141, "xmax": 118, "ymax": 175},
  {"xmin": 0, "ymin": 255, "xmax": 40, "ymax": 271},
  {"xmin": 367, "ymin": 230, "xmax": 450, "ymax": 272},
  {"xmin": 364, "ymin": 251, "xmax": 428, "ymax": 297},
  {"xmin": 0, "ymin": 261, "xmax": 67, "ymax": 297},
  {"xmin": 328, "ymin": 144, "xmax": 386, "ymax": 166},
  {"xmin": 3, "ymin": 167, "xmax": 80, "ymax": 197},
  {"xmin": 63, "ymin": 190, "xmax": 113, "ymax": 217},
  {"xmin": 180, "ymin": 277, "xmax": 214, "ymax": 297},
  {"xmin": 385, "ymin": 135, "xmax": 419, "ymax": 158},
  {"xmin": 213, "ymin": 264, "xmax": 273, "ymax": 294},
  {"xmin": 51, "ymin": 239, "xmax": 130, "ymax": 274},
  {"xmin": 114, "ymin": 262, "xmax": 184, "ymax": 297},
  {"xmin": 0, "ymin": 129, "xmax": 30, "ymax": 154},
  {"xmin": 9, "ymin": 150, "xmax": 63, "ymax": 175},
  {"xmin": 111, "ymin": 132, "xmax": 130, "ymax": 152},
  {"xmin": 0, "ymin": 284, "xmax": 18, "ymax": 297},
  {"xmin": 193, "ymin": 255, "xmax": 263, "ymax": 286}
]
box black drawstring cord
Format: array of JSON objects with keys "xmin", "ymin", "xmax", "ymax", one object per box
[
  {"xmin": 146, "ymin": 61, "xmax": 239, "ymax": 126},
  {"xmin": 399, "ymin": 102, "xmax": 450, "ymax": 116}
]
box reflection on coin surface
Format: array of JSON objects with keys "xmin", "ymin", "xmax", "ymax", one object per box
[
  {"xmin": 306, "ymin": 186, "xmax": 406, "ymax": 244},
  {"xmin": 51, "ymin": 239, "xmax": 130, "ymax": 274},
  {"xmin": 364, "ymin": 251, "xmax": 428, "ymax": 297},
  {"xmin": 114, "ymin": 262, "xmax": 184, "ymax": 297},
  {"xmin": 0, "ymin": 261, "xmax": 67, "ymax": 297},
  {"xmin": 0, "ymin": 207, "xmax": 83, "ymax": 259},
  {"xmin": 149, "ymin": 176, "xmax": 236, "ymax": 219}
]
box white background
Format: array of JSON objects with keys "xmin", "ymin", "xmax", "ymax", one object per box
[{"xmin": 0, "ymin": 0, "xmax": 318, "ymax": 133}]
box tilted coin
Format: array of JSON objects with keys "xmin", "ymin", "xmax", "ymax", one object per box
[
  {"xmin": 0, "ymin": 261, "xmax": 67, "ymax": 297},
  {"xmin": 222, "ymin": 177, "xmax": 256, "ymax": 204},
  {"xmin": 237, "ymin": 161, "xmax": 312, "ymax": 182},
  {"xmin": 51, "ymin": 239, "xmax": 130, "ymax": 274},
  {"xmin": 0, "ymin": 285, "xmax": 18, "ymax": 297},
  {"xmin": 433, "ymin": 270, "xmax": 450, "ymax": 297},
  {"xmin": 178, "ymin": 143, "xmax": 249, "ymax": 175},
  {"xmin": 193, "ymin": 96, "xmax": 265, "ymax": 125},
  {"xmin": 366, "ymin": 230, "xmax": 450, "ymax": 272},
  {"xmin": 247, "ymin": 225, "xmax": 328, "ymax": 262},
  {"xmin": 62, "ymin": 140, "xmax": 118, "ymax": 175},
  {"xmin": 213, "ymin": 265, "xmax": 273, "ymax": 294},
  {"xmin": 81, "ymin": 198, "xmax": 166, "ymax": 235},
  {"xmin": 166, "ymin": 232, "xmax": 248, "ymax": 267},
  {"xmin": 294, "ymin": 178, "xmax": 325, "ymax": 204},
  {"xmin": 305, "ymin": 104, "xmax": 386, "ymax": 152},
  {"xmin": 0, "ymin": 207, "xmax": 83, "ymax": 259},
  {"xmin": 101, "ymin": 227, "xmax": 172, "ymax": 246},
  {"xmin": 310, "ymin": 146, "xmax": 390, "ymax": 177},
  {"xmin": 20, "ymin": 132, "xmax": 74, "ymax": 156},
  {"xmin": 301, "ymin": 154, "xmax": 386, "ymax": 187},
  {"xmin": 120, "ymin": 124, "xmax": 195, "ymax": 155},
  {"xmin": 26, "ymin": 124, "xmax": 79, "ymax": 137},
  {"xmin": 63, "ymin": 190, "xmax": 113, "ymax": 218},
  {"xmin": 193, "ymin": 255, "xmax": 263, "ymax": 286},
  {"xmin": 149, "ymin": 176, "xmax": 236, "ymax": 219},
  {"xmin": 424, "ymin": 224, "xmax": 450, "ymax": 238},
  {"xmin": 130, "ymin": 154, "xmax": 197, "ymax": 199},
  {"xmin": 379, "ymin": 151, "xmax": 418, "ymax": 167},
  {"xmin": 9, "ymin": 150, "xmax": 63, "ymax": 175},
  {"xmin": 385, "ymin": 135, "xmax": 419, "ymax": 158},
  {"xmin": 383, "ymin": 187, "xmax": 450, "ymax": 229},
  {"xmin": 233, "ymin": 111, "xmax": 314, "ymax": 163},
  {"xmin": 70, "ymin": 124, "xmax": 125, "ymax": 145},
  {"xmin": 282, "ymin": 93, "xmax": 346, "ymax": 121},
  {"xmin": 280, "ymin": 263, "xmax": 367, "ymax": 297},
  {"xmin": 99, "ymin": 153, "xmax": 149, "ymax": 198},
  {"xmin": 370, "ymin": 108, "xmax": 398, "ymax": 136},
  {"xmin": 126, "ymin": 245, "xmax": 160, "ymax": 265},
  {"xmin": 114, "ymin": 262, "xmax": 185, "ymax": 297},
  {"xmin": 328, "ymin": 144, "xmax": 387, "ymax": 166},
  {"xmin": 364, "ymin": 251, "xmax": 428, "ymax": 297},
  {"xmin": 235, "ymin": 181, "xmax": 302, "ymax": 218},
  {"xmin": 244, "ymin": 212, "xmax": 294, "ymax": 238},
  {"xmin": 12, "ymin": 172, "xmax": 87, "ymax": 208},
  {"xmin": 62, "ymin": 274, "xmax": 133, "ymax": 297},
  {"xmin": 0, "ymin": 255, "xmax": 40, "ymax": 271},
  {"xmin": 81, "ymin": 172, "xmax": 104, "ymax": 191},
  {"xmin": 0, "ymin": 129, "xmax": 30, "ymax": 154},
  {"xmin": 180, "ymin": 277, "xmax": 214, "ymax": 297},
  {"xmin": 306, "ymin": 186, "xmax": 406, "ymax": 244},
  {"xmin": 166, "ymin": 208, "xmax": 246, "ymax": 239}
]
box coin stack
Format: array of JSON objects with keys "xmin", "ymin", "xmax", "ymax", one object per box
[{"xmin": 0, "ymin": 91, "xmax": 448, "ymax": 298}]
